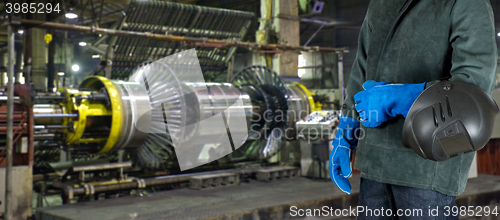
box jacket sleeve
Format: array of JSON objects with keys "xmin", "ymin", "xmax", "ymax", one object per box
[
  {"xmin": 341, "ymin": 17, "xmax": 370, "ymax": 119},
  {"xmin": 434, "ymin": 0, "xmax": 498, "ymax": 94}
]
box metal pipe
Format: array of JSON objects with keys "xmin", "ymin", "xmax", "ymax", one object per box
[
  {"xmin": 36, "ymin": 92, "xmax": 62, "ymax": 97},
  {"xmin": 0, "ymin": 113, "xmax": 26, "ymax": 120},
  {"xmin": 86, "ymin": 45, "xmax": 106, "ymax": 55},
  {"xmin": 0, "ymin": 124, "xmax": 26, "ymax": 132},
  {"xmin": 0, "ymin": 96, "xmax": 21, "ymax": 102},
  {"xmin": 33, "ymin": 114, "xmax": 78, "ymax": 118},
  {"xmin": 337, "ymin": 52, "xmax": 344, "ymax": 105},
  {"xmin": 72, "ymin": 162, "xmax": 132, "ymax": 172},
  {"xmin": 34, "ymin": 96, "xmax": 65, "ymax": 100},
  {"xmin": 16, "ymin": 19, "xmax": 349, "ymax": 53},
  {"xmin": 34, "ymin": 125, "xmax": 69, "ymax": 130},
  {"xmin": 304, "ymin": 23, "xmax": 325, "ymax": 47},
  {"xmin": 63, "ymin": 174, "xmax": 191, "ymax": 197},
  {"xmin": 34, "ymin": 133, "xmax": 56, "ymax": 140},
  {"xmin": 104, "ymin": 15, "xmax": 127, "ymax": 79},
  {"xmin": 122, "ymin": 23, "xmax": 243, "ymax": 38},
  {"xmin": 5, "ymin": 24, "xmax": 15, "ymax": 220}
]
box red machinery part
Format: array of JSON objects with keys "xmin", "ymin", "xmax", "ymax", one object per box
[{"xmin": 0, "ymin": 84, "xmax": 34, "ymax": 167}]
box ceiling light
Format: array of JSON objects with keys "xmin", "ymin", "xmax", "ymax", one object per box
[
  {"xmin": 18, "ymin": 30, "xmax": 23, "ymax": 34},
  {"xmin": 497, "ymin": 32, "xmax": 500, "ymax": 37},
  {"xmin": 72, "ymin": 64, "xmax": 80, "ymax": 72},
  {"xmin": 57, "ymin": 72, "xmax": 65, "ymax": 76},
  {"xmin": 92, "ymin": 55, "xmax": 100, "ymax": 58},
  {"xmin": 79, "ymin": 42, "xmax": 87, "ymax": 46},
  {"xmin": 65, "ymin": 10, "xmax": 78, "ymax": 19}
]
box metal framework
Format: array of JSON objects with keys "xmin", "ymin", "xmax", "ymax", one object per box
[
  {"xmin": 16, "ymin": 19, "xmax": 348, "ymax": 52},
  {"xmin": 104, "ymin": 0, "xmax": 255, "ymax": 79}
]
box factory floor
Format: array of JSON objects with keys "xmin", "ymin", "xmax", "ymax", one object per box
[{"xmin": 35, "ymin": 174, "xmax": 500, "ymax": 220}]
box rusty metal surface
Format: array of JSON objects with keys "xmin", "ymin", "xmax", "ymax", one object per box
[{"xmin": 0, "ymin": 84, "xmax": 34, "ymax": 167}]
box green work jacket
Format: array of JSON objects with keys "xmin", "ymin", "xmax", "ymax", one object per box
[{"xmin": 342, "ymin": 0, "xmax": 498, "ymax": 196}]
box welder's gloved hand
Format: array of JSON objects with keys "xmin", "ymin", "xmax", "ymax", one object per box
[
  {"xmin": 329, "ymin": 116, "xmax": 360, "ymax": 195},
  {"xmin": 354, "ymin": 80, "xmax": 426, "ymax": 127}
]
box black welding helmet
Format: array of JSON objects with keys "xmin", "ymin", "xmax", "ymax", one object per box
[{"xmin": 402, "ymin": 81, "xmax": 499, "ymax": 161}]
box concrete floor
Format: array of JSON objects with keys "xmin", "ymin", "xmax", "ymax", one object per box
[{"xmin": 35, "ymin": 174, "xmax": 500, "ymax": 220}]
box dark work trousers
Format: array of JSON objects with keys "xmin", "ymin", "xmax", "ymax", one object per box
[{"xmin": 357, "ymin": 177, "xmax": 458, "ymax": 220}]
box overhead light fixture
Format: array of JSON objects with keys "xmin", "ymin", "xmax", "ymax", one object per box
[
  {"xmin": 57, "ymin": 72, "xmax": 65, "ymax": 76},
  {"xmin": 79, "ymin": 42, "xmax": 87, "ymax": 46},
  {"xmin": 72, "ymin": 64, "xmax": 80, "ymax": 72},
  {"xmin": 65, "ymin": 10, "xmax": 78, "ymax": 19},
  {"xmin": 497, "ymin": 32, "xmax": 500, "ymax": 37},
  {"xmin": 92, "ymin": 55, "xmax": 100, "ymax": 59},
  {"xmin": 18, "ymin": 30, "xmax": 24, "ymax": 34}
]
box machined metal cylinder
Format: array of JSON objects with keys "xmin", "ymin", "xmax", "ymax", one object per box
[
  {"xmin": 112, "ymin": 80, "xmax": 151, "ymax": 150},
  {"xmin": 178, "ymin": 82, "xmax": 253, "ymax": 146},
  {"xmin": 33, "ymin": 104, "xmax": 65, "ymax": 125},
  {"xmin": 285, "ymin": 82, "xmax": 313, "ymax": 126}
]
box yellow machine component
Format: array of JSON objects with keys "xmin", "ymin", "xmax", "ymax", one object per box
[
  {"xmin": 66, "ymin": 93, "xmax": 112, "ymax": 144},
  {"xmin": 55, "ymin": 76, "xmax": 124, "ymax": 154},
  {"xmin": 291, "ymin": 82, "xmax": 321, "ymax": 112},
  {"xmin": 79, "ymin": 76, "xmax": 124, "ymax": 154}
]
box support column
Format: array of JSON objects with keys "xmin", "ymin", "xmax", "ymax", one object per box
[
  {"xmin": 47, "ymin": 29, "xmax": 55, "ymax": 92},
  {"xmin": 5, "ymin": 24, "xmax": 15, "ymax": 220},
  {"xmin": 31, "ymin": 13, "xmax": 47, "ymax": 91},
  {"xmin": 254, "ymin": 0, "xmax": 274, "ymax": 68},
  {"xmin": 272, "ymin": 0, "xmax": 300, "ymax": 77},
  {"xmin": 23, "ymin": 24, "xmax": 32, "ymax": 86}
]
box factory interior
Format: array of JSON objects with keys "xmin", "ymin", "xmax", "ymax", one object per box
[{"xmin": 0, "ymin": 0, "xmax": 499, "ymax": 219}]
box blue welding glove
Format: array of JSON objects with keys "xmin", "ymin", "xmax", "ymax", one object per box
[
  {"xmin": 329, "ymin": 116, "xmax": 360, "ymax": 195},
  {"xmin": 354, "ymin": 80, "xmax": 426, "ymax": 127}
]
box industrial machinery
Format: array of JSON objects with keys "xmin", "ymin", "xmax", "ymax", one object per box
[
  {"xmin": 0, "ymin": 1, "xmax": 345, "ymax": 215},
  {"xmin": 91, "ymin": 0, "xmax": 254, "ymax": 80},
  {"xmin": 10, "ymin": 63, "xmax": 328, "ymax": 206},
  {"xmin": 0, "ymin": 84, "xmax": 34, "ymax": 217},
  {"xmin": 31, "ymin": 64, "xmax": 323, "ymax": 171}
]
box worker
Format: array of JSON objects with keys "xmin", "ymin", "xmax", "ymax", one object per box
[{"xmin": 329, "ymin": 0, "xmax": 498, "ymax": 219}]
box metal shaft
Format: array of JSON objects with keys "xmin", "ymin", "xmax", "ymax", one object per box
[
  {"xmin": 34, "ymin": 125, "xmax": 69, "ymax": 130},
  {"xmin": 5, "ymin": 24, "xmax": 15, "ymax": 220},
  {"xmin": 33, "ymin": 133, "xmax": 56, "ymax": 140},
  {"xmin": 33, "ymin": 114, "xmax": 78, "ymax": 118}
]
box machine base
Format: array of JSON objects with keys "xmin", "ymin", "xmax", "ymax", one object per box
[{"xmin": 35, "ymin": 174, "xmax": 500, "ymax": 220}]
